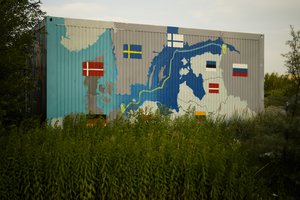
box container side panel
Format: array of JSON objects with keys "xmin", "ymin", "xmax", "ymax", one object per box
[
  {"xmin": 46, "ymin": 16, "xmax": 263, "ymax": 121},
  {"xmin": 109, "ymin": 26, "xmax": 258, "ymax": 119},
  {"xmin": 46, "ymin": 17, "xmax": 117, "ymax": 120}
]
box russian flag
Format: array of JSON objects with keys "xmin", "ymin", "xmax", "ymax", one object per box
[{"xmin": 232, "ymin": 64, "xmax": 248, "ymax": 77}]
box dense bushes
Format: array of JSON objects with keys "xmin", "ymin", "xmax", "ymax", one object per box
[{"xmin": 0, "ymin": 110, "xmax": 299, "ymax": 199}]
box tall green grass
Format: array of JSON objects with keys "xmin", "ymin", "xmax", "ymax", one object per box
[{"xmin": 1, "ymin": 110, "xmax": 298, "ymax": 199}]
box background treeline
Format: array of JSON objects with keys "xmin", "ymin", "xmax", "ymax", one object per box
[
  {"xmin": 0, "ymin": 0, "xmax": 44, "ymax": 130},
  {"xmin": 264, "ymin": 73, "xmax": 296, "ymax": 111}
]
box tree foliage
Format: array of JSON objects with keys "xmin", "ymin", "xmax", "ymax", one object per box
[
  {"xmin": 0, "ymin": 0, "xmax": 45, "ymax": 129},
  {"xmin": 282, "ymin": 26, "xmax": 300, "ymax": 117},
  {"xmin": 264, "ymin": 73, "xmax": 294, "ymax": 107},
  {"xmin": 264, "ymin": 73, "xmax": 293, "ymax": 97}
]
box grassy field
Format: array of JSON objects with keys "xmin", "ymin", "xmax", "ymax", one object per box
[{"xmin": 0, "ymin": 110, "xmax": 299, "ymax": 199}]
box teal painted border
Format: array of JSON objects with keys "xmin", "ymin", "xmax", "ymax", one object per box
[{"xmin": 46, "ymin": 16, "xmax": 118, "ymax": 120}]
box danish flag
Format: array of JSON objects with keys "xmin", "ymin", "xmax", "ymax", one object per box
[{"xmin": 82, "ymin": 61, "xmax": 104, "ymax": 77}]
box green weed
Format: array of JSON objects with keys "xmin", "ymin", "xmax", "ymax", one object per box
[{"xmin": 1, "ymin": 110, "xmax": 299, "ymax": 199}]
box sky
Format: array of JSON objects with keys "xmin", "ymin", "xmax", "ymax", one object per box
[{"xmin": 41, "ymin": 0, "xmax": 300, "ymax": 74}]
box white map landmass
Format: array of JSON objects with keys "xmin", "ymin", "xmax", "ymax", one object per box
[
  {"xmin": 182, "ymin": 58, "xmax": 188, "ymax": 65},
  {"xmin": 179, "ymin": 68, "xmax": 189, "ymax": 76},
  {"xmin": 140, "ymin": 52, "xmax": 254, "ymax": 118},
  {"xmin": 50, "ymin": 117, "xmax": 63, "ymax": 127},
  {"xmin": 176, "ymin": 53, "xmax": 254, "ymax": 118},
  {"xmin": 61, "ymin": 19, "xmax": 115, "ymax": 51},
  {"xmin": 140, "ymin": 101, "xmax": 159, "ymax": 112}
]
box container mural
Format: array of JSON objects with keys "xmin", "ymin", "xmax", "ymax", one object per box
[{"xmin": 34, "ymin": 17, "xmax": 264, "ymax": 124}]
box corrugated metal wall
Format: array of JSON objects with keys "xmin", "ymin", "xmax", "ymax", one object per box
[{"xmin": 44, "ymin": 16, "xmax": 264, "ymax": 122}]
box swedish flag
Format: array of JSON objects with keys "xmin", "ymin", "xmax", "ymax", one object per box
[{"xmin": 123, "ymin": 44, "xmax": 142, "ymax": 59}]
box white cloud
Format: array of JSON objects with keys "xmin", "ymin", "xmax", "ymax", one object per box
[{"xmin": 43, "ymin": 2, "xmax": 107, "ymax": 20}]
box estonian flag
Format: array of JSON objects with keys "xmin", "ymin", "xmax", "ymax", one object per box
[
  {"xmin": 206, "ymin": 61, "xmax": 217, "ymax": 71},
  {"xmin": 232, "ymin": 64, "xmax": 248, "ymax": 77}
]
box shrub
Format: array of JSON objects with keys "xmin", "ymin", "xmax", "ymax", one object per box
[{"xmin": 1, "ymin": 110, "xmax": 299, "ymax": 199}]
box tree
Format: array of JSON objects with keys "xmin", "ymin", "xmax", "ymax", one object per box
[
  {"xmin": 264, "ymin": 73, "xmax": 293, "ymax": 97},
  {"xmin": 282, "ymin": 26, "xmax": 300, "ymax": 117},
  {"xmin": 0, "ymin": 0, "xmax": 45, "ymax": 129},
  {"xmin": 264, "ymin": 73, "xmax": 294, "ymax": 108}
]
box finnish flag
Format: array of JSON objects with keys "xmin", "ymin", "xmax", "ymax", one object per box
[{"xmin": 167, "ymin": 26, "xmax": 184, "ymax": 48}]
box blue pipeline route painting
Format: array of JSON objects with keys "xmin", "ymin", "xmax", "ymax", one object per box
[{"xmin": 113, "ymin": 38, "xmax": 239, "ymax": 115}]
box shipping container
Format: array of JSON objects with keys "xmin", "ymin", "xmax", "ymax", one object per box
[{"xmin": 33, "ymin": 16, "xmax": 264, "ymax": 125}]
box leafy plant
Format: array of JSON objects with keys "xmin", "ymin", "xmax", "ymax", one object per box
[{"xmin": 0, "ymin": 110, "xmax": 260, "ymax": 200}]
